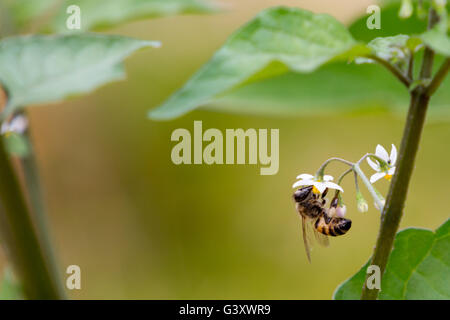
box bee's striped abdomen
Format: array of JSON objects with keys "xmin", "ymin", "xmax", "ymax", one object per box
[{"xmin": 315, "ymin": 215, "xmax": 352, "ymax": 237}]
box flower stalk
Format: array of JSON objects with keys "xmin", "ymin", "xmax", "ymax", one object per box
[
  {"xmin": 315, "ymin": 157, "xmax": 353, "ymax": 179},
  {"xmin": 353, "ymin": 163, "xmax": 384, "ymax": 212}
]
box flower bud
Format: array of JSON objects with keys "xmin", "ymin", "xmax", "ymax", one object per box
[
  {"xmin": 356, "ymin": 191, "xmax": 368, "ymax": 213},
  {"xmin": 336, "ymin": 205, "xmax": 347, "ymax": 218},
  {"xmin": 358, "ymin": 201, "xmax": 369, "ymax": 213},
  {"xmin": 399, "ymin": 0, "xmax": 413, "ymax": 19}
]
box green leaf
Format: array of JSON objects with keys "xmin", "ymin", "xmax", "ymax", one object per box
[
  {"xmin": 209, "ymin": 62, "xmax": 409, "ymax": 117},
  {"xmin": 149, "ymin": 6, "xmax": 367, "ymax": 120},
  {"xmin": 333, "ymin": 219, "xmax": 450, "ymax": 300},
  {"xmin": 367, "ymin": 34, "xmax": 412, "ymax": 58},
  {"xmin": 355, "ymin": 34, "xmax": 418, "ymax": 67},
  {"xmin": 420, "ymin": 27, "xmax": 450, "ymax": 56},
  {"xmin": 185, "ymin": 2, "xmax": 450, "ymax": 120},
  {"xmin": 0, "ymin": 34, "xmax": 159, "ymax": 117},
  {"xmin": 49, "ymin": 0, "xmax": 219, "ymax": 32},
  {"xmin": 0, "ymin": 267, "xmax": 23, "ymax": 300},
  {"xmin": 333, "ymin": 260, "xmax": 371, "ymax": 300}
]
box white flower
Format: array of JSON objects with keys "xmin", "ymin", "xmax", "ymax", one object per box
[
  {"xmin": 367, "ymin": 144, "xmax": 397, "ymax": 183},
  {"xmin": 292, "ymin": 173, "xmax": 344, "ymax": 194},
  {"xmin": 1, "ymin": 115, "xmax": 28, "ymax": 136}
]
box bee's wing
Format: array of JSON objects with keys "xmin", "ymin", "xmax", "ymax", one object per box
[
  {"xmin": 301, "ymin": 216, "xmax": 315, "ymax": 263},
  {"xmin": 314, "ymin": 210, "xmax": 330, "ymax": 247},
  {"xmin": 313, "ymin": 229, "xmax": 330, "ymax": 247},
  {"xmin": 302, "ymin": 217, "xmax": 330, "ymax": 262}
]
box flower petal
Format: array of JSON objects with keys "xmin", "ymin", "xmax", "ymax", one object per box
[
  {"xmin": 292, "ymin": 180, "xmax": 313, "ymax": 188},
  {"xmin": 370, "ymin": 172, "xmax": 386, "ymax": 183},
  {"xmin": 367, "ymin": 157, "xmax": 380, "ymax": 171},
  {"xmin": 390, "ymin": 144, "xmax": 397, "ymax": 165},
  {"xmin": 313, "ymin": 182, "xmax": 327, "ymax": 194},
  {"xmin": 296, "ymin": 173, "xmax": 314, "ymax": 180},
  {"xmin": 323, "ymin": 175, "xmax": 334, "ymax": 182},
  {"xmin": 323, "ymin": 182, "xmax": 344, "ymax": 192},
  {"xmin": 376, "ymin": 144, "xmax": 390, "ymax": 162}
]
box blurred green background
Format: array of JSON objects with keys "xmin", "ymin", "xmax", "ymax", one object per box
[{"xmin": 0, "ymin": 0, "xmax": 449, "ymax": 299}]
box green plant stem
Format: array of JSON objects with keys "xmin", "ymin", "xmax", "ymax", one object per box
[
  {"xmin": 360, "ymin": 8, "xmax": 439, "ymax": 301},
  {"xmin": 407, "ymin": 53, "xmax": 414, "ymax": 80},
  {"xmin": 19, "ymin": 127, "xmax": 66, "ymax": 298},
  {"xmin": 360, "ymin": 87, "xmax": 431, "ymax": 300},
  {"xmin": 368, "ymin": 55, "xmax": 411, "ymax": 88},
  {"xmin": 0, "ymin": 135, "xmax": 65, "ymax": 299}
]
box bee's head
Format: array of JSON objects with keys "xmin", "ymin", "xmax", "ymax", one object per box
[{"xmin": 293, "ymin": 186, "xmax": 312, "ymax": 203}]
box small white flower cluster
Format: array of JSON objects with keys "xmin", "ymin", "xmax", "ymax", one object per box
[
  {"xmin": 292, "ymin": 144, "xmax": 397, "ymax": 215},
  {"xmin": 292, "ymin": 174, "xmax": 343, "ymax": 194}
]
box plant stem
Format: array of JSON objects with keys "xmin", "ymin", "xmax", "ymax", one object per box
[
  {"xmin": 368, "ymin": 55, "xmax": 411, "ymax": 88},
  {"xmin": 0, "ymin": 134, "xmax": 65, "ymax": 299},
  {"xmin": 360, "ymin": 88, "xmax": 430, "ymax": 300},
  {"xmin": 407, "ymin": 53, "xmax": 414, "ymax": 80},
  {"xmin": 360, "ymin": 8, "xmax": 439, "ymax": 300},
  {"xmin": 19, "ymin": 126, "xmax": 66, "ymax": 298}
]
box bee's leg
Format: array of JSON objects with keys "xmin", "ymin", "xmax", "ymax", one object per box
[
  {"xmin": 330, "ymin": 195, "xmax": 338, "ymax": 208},
  {"xmin": 320, "ymin": 188, "xmax": 328, "ymax": 205},
  {"xmin": 324, "ymin": 212, "xmax": 332, "ymax": 224}
]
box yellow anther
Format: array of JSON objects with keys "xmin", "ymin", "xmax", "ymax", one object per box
[{"xmin": 312, "ymin": 186, "xmax": 321, "ymax": 194}]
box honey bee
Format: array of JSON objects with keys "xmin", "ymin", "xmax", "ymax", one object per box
[{"xmin": 293, "ymin": 186, "xmax": 352, "ymax": 262}]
